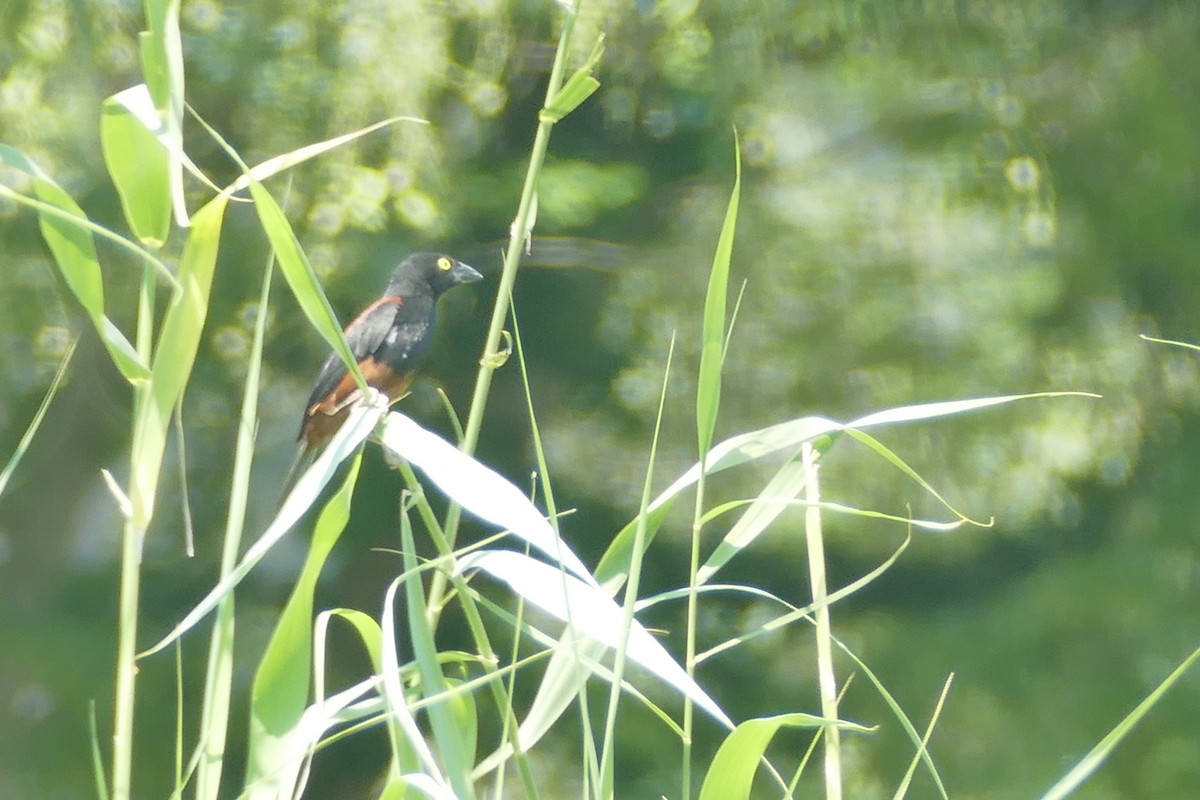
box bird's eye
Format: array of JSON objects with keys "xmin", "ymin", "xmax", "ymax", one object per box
[{"xmin": 437, "ymin": 257, "xmax": 452, "ymax": 272}]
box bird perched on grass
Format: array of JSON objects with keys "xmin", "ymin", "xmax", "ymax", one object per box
[{"xmin": 285, "ymin": 252, "xmax": 482, "ymax": 489}]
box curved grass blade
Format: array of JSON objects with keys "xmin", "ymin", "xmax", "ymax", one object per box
[
  {"xmin": 378, "ymin": 412, "xmax": 595, "ymax": 586},
  {"xmin": 0, "ymin": 338, "xmax": 75, "ymax": 498},
  {"xmin": 596, "ymin": 415, "xmax": 842, "ymax": 589},
  {"xmin": 248, "ymin": 179, "xmax": 367, "ymax": 394},
  {"xmin": 243, "ymin": 454, "xmax": 363, "ymax": 800},
  {"xmin": 697, "ymin": 713, "xmax": 872, "ymax": 800},
  {"xmin": 139, "ymin": 402, "xmax": 383, "ymax": 657},
  {"xmin": 0, "ymin": 146, "xmax": 152, "ymax": 381},
  {"xmin": 848, "ymin": 392, "xmax": 1099, "ymax": 429},
  {"xmin": 225, "ymin": 116, "xmax": 428, "ymax": 194},
  {"xmin": 456, "ymin": 549, "xmax": 733, "ymax": 729}
]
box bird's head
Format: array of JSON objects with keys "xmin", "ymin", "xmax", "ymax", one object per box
[{"xmin": 387, "ymin": 252, "xmax": 483, "ymax": 299}]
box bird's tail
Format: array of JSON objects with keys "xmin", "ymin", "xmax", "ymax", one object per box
[{"xmin": 276, "ymin": 442, "xmax": 315, "ymax": 511}]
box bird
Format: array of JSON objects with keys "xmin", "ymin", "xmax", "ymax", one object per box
[{"xmin": 294, "ymin": 252, "xmax": 483, "ymax": 461}]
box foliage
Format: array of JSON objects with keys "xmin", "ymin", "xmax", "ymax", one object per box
[{"xmin": 2, "ymin": 2, "xmax": 1200, "ymax": 799}]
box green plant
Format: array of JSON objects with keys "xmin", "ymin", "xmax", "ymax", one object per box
[{"xmin": 4, "ymin": 3, "xmax": 1197, "ymax": 799}]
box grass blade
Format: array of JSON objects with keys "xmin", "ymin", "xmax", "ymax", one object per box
[
  {"xmin": 140, "ymin": 402, "xmax": 383, "ymax": 657},
  {"xmin": 456, "ymin": 549, "xmax": 733, "ymax": 728},
  {"xmin": 244, "ymin": 453, "xmax": 363, "ymax": 800},
  {"xmin": 128, "ymin": 195, "xmax": 228, "ymax": 526},
  {"xmin": 378, "ymin": 412, "xmax": 595, "ymax": 586},
  {"xmin": 697, "ymin": 713, "xmax": 872, "ymax": 800},
  {"xmin": 194, "ymin": 258, "xmax": 274, "ymax": 800},
  {"xmin": 696, "ymin": 131, "xmax": 740, "ymax": 458},
  {"xmin": 138, "ymin": 0, "xmax": 188, "ymax": 226},
  {"xmin": 0, "ymin": 338, "xmax": 75, "ymax": 498},
  {"xmin": 248, "ymin": 179, "xmax": 366, "ymax": 393},
  {"xmin": 101, "ymin": 90, "xmax": 171, "ymax": 246},
  {"xmin": 1039, "ymin": 644, "xmax": 1200, "ymax": 800},
  {"xmin": 400, "ymin": 504, "xmax": 475, "ymax": 799},
  {"xmin": 0, "ymin": 146, "xmax": 152, "ymax": 382}
]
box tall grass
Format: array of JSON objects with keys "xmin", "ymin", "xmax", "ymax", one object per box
[{"xmin": 3, "ymin": 2, "xmax": 1198, "ymax": 799}]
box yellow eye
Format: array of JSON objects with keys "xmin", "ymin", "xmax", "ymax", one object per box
[{"xmin": 437, "ymin": 256, "xmax": 452, "ymax": 272}]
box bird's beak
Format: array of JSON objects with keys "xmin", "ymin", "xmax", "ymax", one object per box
[{"xmin": 453, "ymin": 261, "xmax": 484, "ymax": 284}]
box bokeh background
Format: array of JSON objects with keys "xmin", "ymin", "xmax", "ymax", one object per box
[{"xmin": 2, "ymin": 1, "xmax": 1199, "ymax": 797}]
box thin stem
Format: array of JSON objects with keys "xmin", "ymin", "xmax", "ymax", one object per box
[
  {"xmin": 429, "ymin": 3, "xmax": 581, "ymax": 608},
  {"xmin": 803, "ymin": 442, "xmax": 842, "ymax": 800},
  {"xmin": 682, "ymin": 491, "xmax": 703, "ymax": 798},
  {"xmin": 111, "ymin": 518, "xmax": 143, "ymax": 800},
  {"xmin": 111, "ymin": 258, "xmax": 158, "ymax": 800},
  {"xmin": 600, "ymin": 335, "xmax": 675, "ymax": 799}
]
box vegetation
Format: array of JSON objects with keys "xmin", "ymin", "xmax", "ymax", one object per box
[{"xmin": 1, "ymin": 1, "xmax": 1199, "ymax": 798}]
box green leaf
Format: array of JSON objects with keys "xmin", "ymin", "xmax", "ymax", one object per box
[
  {"xmin": 401, "ymin": 510, "xmax": 476, "ymax": 800},
  {"xmin": 693, "ymin": 534, "xmax": 910, "ymax": 664},
  {"xmin": 244, "ymin": 455, "xmax": 362, "ymax": 796},
  {"xmin": 139, "ymin": 402, "xmax": 384, "ymax": 658},
  {"xmin": 540, "ymin": 76, "xmax": 599, "ymax": 123},
  {"xmin": 139, "ymin": 0, "xmax": 188, "ymax": 226},
  {"xmin": 697, "ymin": 714, "xmax": 871, "ymax": 800},
  {"xmin": 831, "ymin": 635, "xmax": 950, "ymax": 799},
  {"xmin": 248, "ymin": 179, "xmax": 366, "ymax": 392},
  {"xmin": 128, "ymin": 195, "xmax": 228, "ymax": 525},
  {"xmin": 194, "ymin": 260, "xmax": 274, "ymax": 800},
  {"xmin": 378, "ymin": 412, "xmax": 595, "ymax": 585},
  {"xmin": 226, "ymin": 116, "xmax": 428, "ymax": 194},
  {"xmin": 102, "ymin": 88, "xmax": 171, "ymax": 246},
  {"xmin": 598, "ymin": 391, "xmax": 1097, "ymax": 590},
  {"xmin": 696, "ymin": 131, "xmax": 740, "ymax": 458},
  {"xmin": 540, "ymin": 34, "xmax": 605, "ymax": 123},
  {"xmin": 596, "ymin": 415, "xmax": 842, "ymax": 590},
  {"xmin": 0, "ymin": 145, "xmax": 151, "ymax": 382},
  {"xmin": 456, "ymin": 549, "xmax": 733, "ymax": 728}
]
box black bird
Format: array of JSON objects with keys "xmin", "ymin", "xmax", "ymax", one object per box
[{"xmin": 297, "ymin": 252, "xmax": 482, "ymax": 454}]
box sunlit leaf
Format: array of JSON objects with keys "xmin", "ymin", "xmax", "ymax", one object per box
[
  {"xmin": 248, "ymin": 179, "xmax": 366, "ymax": 393},
  {"xmin": 379, "ymin": 412, "xmax": 595, "ymax": 586},
  {"xmin": 596, "ymin": 415, "xmax": 842, "ymax": 590},
  {"xmin": 244, "ymin": 455, "xmax": 362, "ymax": 800},
  {"xmin": 140, "ymin": 402, "xmax": 383, "ymax": 657},
  {"xmin": 456, "ymin": 549, "xmax": 733, "ymax": 728},
  {"xmin": 226, "ymin": 116, "xmax": 428, "ymax": 194},
  {"xmin": 698, "ymin": 713, "xmax": 871, "ymax": 800},
  {"xmin": 101, "ymin": 88, "xmax": 171, "ymax": 246},
  {"xmin": 139, "ymin": 0, "xmax": 188, "ymax": 226}
]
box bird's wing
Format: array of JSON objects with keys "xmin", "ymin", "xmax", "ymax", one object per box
[{"xmin": 303, "ymin": 295, "xmax": 404, "ymax": 415}]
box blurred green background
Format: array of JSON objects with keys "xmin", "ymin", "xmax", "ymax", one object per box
[{"xmin": 2, "ymin": 1, "xmax": 1199, "ymax": 798}]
